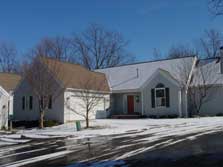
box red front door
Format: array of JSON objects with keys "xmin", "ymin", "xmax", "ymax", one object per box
[{"xmin": 127, "ymin": 95, "xmax": 134, "ymax": 114}]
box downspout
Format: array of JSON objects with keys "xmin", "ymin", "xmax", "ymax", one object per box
[{"xmin": 141, "ymin": 91, "xmax": 144, "ymax": 116}]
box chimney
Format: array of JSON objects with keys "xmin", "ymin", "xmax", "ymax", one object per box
[{"xmin": 220, "ymin": 46, "xmax": 223, "ymax": 74}]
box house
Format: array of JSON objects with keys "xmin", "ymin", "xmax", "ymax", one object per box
[
  {"xmin": 13, "ymin": 58, "xmax": 110, "ymax": 123},
  {"xmin": 0, "ymin": 73, "xmax": 21, "ymax": 128},
  {"xmin": 96, "ymin": 56, "xmax": 223, "ymax": 118},
  {"xmin": 189, "ymin": 57, "xmax": 223, "ymax": 116}
]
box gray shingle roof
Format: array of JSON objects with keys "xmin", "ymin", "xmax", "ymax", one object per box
[{"xmin": 96, "ymin": 57, "xmax": 195, "ymax": 92}]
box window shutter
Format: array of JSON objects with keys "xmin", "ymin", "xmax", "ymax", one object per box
[
  {"xmin": 166, "ymin": 88, "xmax": 170, "ymax": 107},
  {"xmin": 22, "ymin": 96, "xmax": 25, "ymax": 110},
  {"xmin": 151, "ymin": 89, "xmax": 155, "ymax": 108},
  {"xmin": 29, "ymin": 96, "xmax": 33, "ymax": 110}
]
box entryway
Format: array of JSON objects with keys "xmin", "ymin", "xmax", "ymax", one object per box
[{"xmin": 127, "ymin": 95, "xmax": 134, "ymax": 114}]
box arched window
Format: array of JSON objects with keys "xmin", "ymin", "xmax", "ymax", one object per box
[{"xmin": 151, "ymin": 83, "xmax": 169, "ymax": 108}]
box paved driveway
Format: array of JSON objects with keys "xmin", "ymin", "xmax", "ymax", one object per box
[{"xmin": 1, "ymin": 129, "xmax": 223, "ymax": 167}]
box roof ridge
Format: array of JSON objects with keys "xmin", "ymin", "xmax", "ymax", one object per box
[
  {"xmin": 43, "ymin": 57, "xmax": 108, "ymax": 76},
  {"xmin": 98, "ymin": 55, "xmax": 196, "ymax": 70}
]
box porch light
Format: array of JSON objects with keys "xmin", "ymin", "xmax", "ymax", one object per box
[{"xmin": 136, "ymin": 95, "xmax": 140, "ymax": 103}]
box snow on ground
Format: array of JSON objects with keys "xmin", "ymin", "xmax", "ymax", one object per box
[
  {"xmin": 1, "ymin": 117, "xmax": 223, "ymax": 167},
  {"xmin": 1, "ymin": 117, "xmax": 223, "ymax": 145}
]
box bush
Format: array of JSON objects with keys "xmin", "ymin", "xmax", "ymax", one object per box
[
  {"xmin": 148, "ymin": 115, "xmax": 158, "ymax": 119},
  {"xmin": 216, "ymin": 113, "xmax": 223, "ymax": 116},
  {"xmin": 148, "ymin": 114, "xmax": 178, "ymax": 119},
  {"xmin": 167, "ymin": 114, "xmax": 178, "ymax": 118},
  {"xmin": 44, "ymin": 120, "xmax": 59, "ymax": 127},
  {"xmin": 1, "ymin": 126, "xmax": 7, "ymax": 131}
]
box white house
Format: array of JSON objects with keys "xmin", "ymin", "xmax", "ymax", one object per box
[
  {"xmin": 14, "ymin": 58, "xmax": 110, "ymax": 123},
  {"xmin": 97, "ymin": 56, "xmax": 223, "ymax": 118},
  {"xmin": 13, "ymin": 56, "xmax": 223, "ymax": 123},
  {"xmin": 0, "ymin": 73, "xmax": 21, "ymax": 128}
]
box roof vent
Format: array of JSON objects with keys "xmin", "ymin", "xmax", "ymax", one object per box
[{"xmin": 136, "ymin": 68, "xmax": 139, "ymax": 78}]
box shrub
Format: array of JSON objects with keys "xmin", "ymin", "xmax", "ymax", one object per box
[
  {"xmin": 216, "ymin": 113, "xmax": 223, "ymax": 116},
  {"xmin": 1, "ymin": 126, "xmax": 7, "ymax": 131},
  {"xmin": 167, "ymin": 114, "xmax": 178, "ymax": 118},
  {"xmin": 44, "ymin": 120, "xmax": 59, "ymax": 127},
  {"xmin": 148, "ymin": 114, "xmax": 178, "ymax": 119},
  {"xmin": 148, "ymin": 115, "xmax": 157, "ymax": 119}
]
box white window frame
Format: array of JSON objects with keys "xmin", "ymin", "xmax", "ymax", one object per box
[{"xmin": 155, "ymin": 87, "xmax": 166, "ymax": 108}]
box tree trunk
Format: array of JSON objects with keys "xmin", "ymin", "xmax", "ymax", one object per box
[
  {"xmin": 39, "ymin": 110, "xmax": 44, "ymax": 129},
  {"xmin": 86, "ymin": 117, "xmax": 89, "ymax": 128},
  {"xmin": 85, "ymin": 109, "xmax": 89, "ymax": 128}
]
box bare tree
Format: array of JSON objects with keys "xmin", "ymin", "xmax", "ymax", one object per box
[
  {"xmin": 34, "ymin": 37, "xmax": 74, "ymax": 62},
  {"xmin": 72, "ymin": 24, "xmax": 134, "ymax": 70},
  {"xmin": 65, "ymin": 76, "xmax": 109, "ymax": 128},
  {"xmin": 0, "ymin": 42, "xmax": 18, "ymax": 73},
  {"xmin": 199, "ymin": 29, "xmax": 223, "ymax": 58},
  {"xmin": 188, "ymin": 58, "xmax": 220, "ymax": 115},
  {"xmin": 168, "ymin": 45, "xmax": 197, "ymax": 59},
  {"xmin": 23, "ymin": 55, "xmax": 67, "ymax": 128},
  {"xmin": 209, "ymin": 0, "xmax": 223, "ymax": 16},
  {"xmin": 152, "ymin": 48, "xmax": 163, "ymax": 60}
]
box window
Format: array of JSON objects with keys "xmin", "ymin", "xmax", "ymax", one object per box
[
  {"xmin": 22, "ymin": 96, "xmax": 25, "ymax": 110},
  {"xmin": 155, "ymin": 88, "xmax": 166, "ymax": 107},
  {"xmin": 151, "ymin": 83, "xmax": 170, "ymax": 108},
  {"xmin": 29, "ymin": 96, "xmax": 33, "ymax": 110}
]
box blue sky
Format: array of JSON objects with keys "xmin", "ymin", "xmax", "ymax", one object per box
[{"xmin": 0, "ymin": 0, "xmax": 222, "ymax": 61}]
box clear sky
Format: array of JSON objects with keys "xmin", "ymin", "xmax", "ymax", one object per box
[{"xmin": 0, "ymin": 0, "xmax": 222, "ymax": 61}]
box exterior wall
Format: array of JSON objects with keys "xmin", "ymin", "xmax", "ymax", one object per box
[
  {"xmin": 110, "ymin": 93, "xmax": 142, "ymax": 115},
  {"xmin": 64, "ymin": 90, "xmax": 110, "ymax": 122},
  {"xmin": 0, "ymin": 93, "xmax": 9, "ymax": 128},
  {"xmin": 142, "ymin": 72, "xmax": 181, "ymax": 117},
  {"xmin": 110, "ymin": 94, "xmax": 124, "ymax": 115},
  {"xmin": 189, "ymin": 86, "xmax": 223, "ymax": 116},
  {"xmin": 14, "ymin": 79, "xmax": 64, "ymax": 123}
]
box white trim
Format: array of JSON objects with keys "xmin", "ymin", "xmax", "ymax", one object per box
[
  {"xmin": 186, "ymin": 56, "xmax": 198, "ymax": 89},
  {"xmin": 0, "ymin": 86, "xmax": 9, "ymax": 97},
  {"xmin": 66, "ymin": 88, "xmax": 111, "ymax": 94},
  {"xmin": 123, "ymin": 94, "xmax": 126, "ymax": 114},
  {"xmin": 178, "ymin": 90, "xmax": 182, "ymax": 117},
  {"xmin": 141, "ymin": 68, "xmax": 180, "ymax": 91},
  {"xmin": 141, "ymin": 91, "xmax": 144, "ymax": 115},
  {"xmin": 185, "ymin": 90, "xmax": 188, "ymax": 118}
]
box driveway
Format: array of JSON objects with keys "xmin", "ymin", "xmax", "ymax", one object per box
[
  {"xmin": 1, "ymin": 130, "xmax": 223, "ymax": 167},
  {"xmin": 1, "ymin": 118, "xmax": 223, "ymax": 167}
]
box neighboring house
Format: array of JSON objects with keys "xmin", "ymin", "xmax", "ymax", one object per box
[
  {"xmin": 0, "ymin": 73, "xmax": 21, "ymax": 128},
  {"xmin": 97, "ymin": 56, "xmax": 223, "ymax": 118},
  {"xmin": 189, "ymin": 57, "xmax": 223, "ymax": 116},
  {"xmin": 14, "ymin": 58, "xmax": 110, "ymax": 123}
]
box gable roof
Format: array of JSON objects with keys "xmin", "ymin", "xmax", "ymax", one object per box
[
  {"xmin": 41, "ymin": 58, "xmax": 110, "ymax": 92},
  {"xmin": 0, "ymin": 73, "xmax": 21, "ymax": 92},
  {"xmin": 96, "ymin": 56, "xmax": 195, "ymax": 92},
  {"xmin": 191, "ymin": 57, "xmax": 223, "ymax": 86}
]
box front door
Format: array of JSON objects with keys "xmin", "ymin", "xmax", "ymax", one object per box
[{"xmin": 127, "ymin": 95, "xmax": 134, "ymax": 114}]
